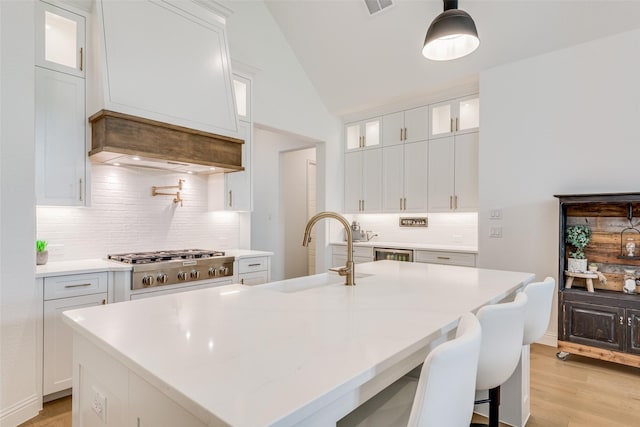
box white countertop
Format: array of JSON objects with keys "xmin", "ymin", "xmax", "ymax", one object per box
[
  {"xmin": 225, "ymin": 249, "xmax": 274, "ymax": 258},
  {"xmin": 331, "ymin": 240, "xmax": 478, "ymax": 253},
  {"xmin": 35, "ymin": 258, "xmax": 132, "ymax": 278},
  {"xmin": 35, "ymin": 250, "xmax": 273, "ymax": 278},
  {"xmin": 63, "ymin": 261, "xmax": 532, "ymax": 426}
]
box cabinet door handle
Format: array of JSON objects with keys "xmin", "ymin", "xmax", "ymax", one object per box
[
  {"xmin": 79, "ymin": 178, "xmax": 83, "ymax": 202},
  {"xmin": 404, "ymin": 197, "xmax": 407, "ymax": 210},
  {"xmin": 64, "ymin": 283, "xmax": 92, "ymax": 288},
  {"xmin": 400, "ymin": 198, "xmax": 403, "ymax": 210},
  {"xmin": 450, "ymin": 118, "xmax": 454, "ymax": 133},
  {"xmin": 240, "ymin": 278, "xmax": 244, "ymax": 285},
  {"xmin": 248, "ymin": 263, "xmax": 261, "ymax": 267},
  {"xmin": 454, "ymin": 195, "xmax": 458, "ymax": 210},
  {"xmin": 620, "ymin": 316, "xmax": 624, "ymax": 325},
  {"xmin": 400, "ymin": 128, "xmax": 403, "ymax": 141},
  {"xmin": 102, "ymin": 299, "xmax": 106, "ymax": 305},
  {"xmin": 449, "ymin": 195, "xmax": 453, "ymax": 210},
  {"xmin": 456, "ymin": 117, "xmax": 459, "ymax": 132},
  {"xmin": 404, "ymin": 127, "xmax": 407, "ymax": 141},
  {"xmin": 79, "ymin": 47, "xmax": 83, "ymax": 72},
  {"xmin": 629, "ymin": 317, "xmax": 632, "ymax": 327},
  {"xmin": 362, "ymin": 200, "xmax": 365, "ymax": 211},
  {"xmin": 437, "ymin": 256, "xmax": 451, "ymax": 260},
  {"xmin": 228, "ymin": 190, "xmax": 232, "ymax": 208}
]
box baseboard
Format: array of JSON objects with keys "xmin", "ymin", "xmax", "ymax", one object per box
[
  {"xmin": 536, "ymin": 332, "xmax": 558, "ymax": 347},
  {"xmin": 0, "ymin": 394, "xmax": 42, "ymax": 427}
]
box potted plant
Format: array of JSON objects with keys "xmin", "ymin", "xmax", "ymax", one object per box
[
  {"xmin": 36, "ymin": 240, "xmax": 48, "ymax": 265},
  {"xmin": 566, "ymin": 224, "xmax": 591, "ymax": 272}
]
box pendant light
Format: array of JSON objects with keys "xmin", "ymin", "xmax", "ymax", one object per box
[{"xmin": 422, "ymin": 0, "xmax": 479, "ymax": 61}]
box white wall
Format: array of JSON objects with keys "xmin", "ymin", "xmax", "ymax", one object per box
[
  {"xmin": 0, "ymin": 1, "xmax": 41, "ymax": 425},
  {"xmin": 252, "ymin": 128, "xmax": 317, "ymax": 281},
  {"xmin": 479, "ymin": 28, "xmax": 640, "ymax": 341},
  {"xmin": 222, "ymin": 0, "xmax": 342, "ymax": 272},
  {"xmin": 282, "ymin": 148, "xmax": 316, "ymax": 279}
]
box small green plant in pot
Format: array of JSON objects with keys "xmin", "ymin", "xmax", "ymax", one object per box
[
  {"xmin": 36, "ymin": 240, "xmax": 48, "ymax": 265},
  {"xmin": 566, "ymin": 224, "xmax": 591, "ymax": 272}
]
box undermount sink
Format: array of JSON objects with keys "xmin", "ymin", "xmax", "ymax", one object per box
[{"xmin": 266, "ymin": 272, "xmax": 374, "ymax": 293}]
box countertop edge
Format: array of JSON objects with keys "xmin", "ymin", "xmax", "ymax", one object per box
[{"xmin": 330, "ymin": 241, "xmax": 478, "ymax": 253}]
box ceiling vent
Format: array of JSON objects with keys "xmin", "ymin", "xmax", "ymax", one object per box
[{"xmin": 364, "ymin": 0, "xmax": 393, "ymax": 15}]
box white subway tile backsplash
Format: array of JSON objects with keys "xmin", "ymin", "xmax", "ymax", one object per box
[
  {"xmin": 37, "ymin": 165, "xmax": 240, "ymax": 261},
  {"xmin": 334, "ymin": 212, "xmax": 478, "ymax": 247}
]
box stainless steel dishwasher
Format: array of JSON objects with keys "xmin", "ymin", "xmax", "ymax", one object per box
[{"xmin": 373, "ymin": 247, "xmax": 413, "ymax": 262}]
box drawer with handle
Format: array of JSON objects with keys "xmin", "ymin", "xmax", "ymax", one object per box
[
  {"xmin": 44, "ymin": 272, "xmax": 109, "ymax": 300},
  {"xmin": 414, "ymin": 250, "xmax": 476, "ymax": 267},
  {"xmin": 332, "ymin": 245, "xmax": 373, "ymax": 258},
  {"xmin": 239, "ymin": 257, "xmax": 269, "ymax": 274}
]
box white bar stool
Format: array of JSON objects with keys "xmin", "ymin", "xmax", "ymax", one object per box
[
  {"xmin": 471, "ymin": 292, "xmax": 528, "ymax": 427},
  {"xmin": 338, "ymin": 312, "xmax": 482, "ymax": 427}
]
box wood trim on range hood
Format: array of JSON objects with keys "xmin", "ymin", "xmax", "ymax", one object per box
[{"xmin": 88, "ymin": 110, "xmax": 244, "ymax": 174}]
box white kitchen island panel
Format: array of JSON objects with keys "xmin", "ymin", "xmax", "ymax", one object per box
[{"xmin": 63, "ymin": 261, "xmax": 534, "ymax": 426}]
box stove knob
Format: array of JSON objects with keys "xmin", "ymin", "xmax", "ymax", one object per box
[
  {"xmin": 177, "ymin": 271, "xmax": 188, "ymax": 281},
  {"xmin": 142, "ymin": 275, "xmax": 154, "ymax": 287},
  {"xmin": 208, "ymin": 267, "xmax": 216, "ymax": 277},
  {"xmin": 156, "ymin": 273, "xmax": 168, "ymax": 284},
  {"xmin": 218, "ymin": 266, "xmax": 228, "ymax": 276},
  {"xmin": 190, "ymin": 270, "xmax": 200, "ymax": 279}
]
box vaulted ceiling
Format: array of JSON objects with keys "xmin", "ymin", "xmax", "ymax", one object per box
[{"xmin": 264, "ymin": 0, "xmax": 640, "ymax": 116}]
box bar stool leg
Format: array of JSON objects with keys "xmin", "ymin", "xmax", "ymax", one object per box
[{"xmin": 488, "ymin": 386, "xmax": 500, "ymax": 427}]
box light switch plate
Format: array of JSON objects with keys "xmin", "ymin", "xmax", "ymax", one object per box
[
  {"xmin": 489, "ymin": 209, "xmax": 502, "ymax": 220},
  {"xmin": 490, "ymin": 226, "xmax": 503, "ymax": 238}
]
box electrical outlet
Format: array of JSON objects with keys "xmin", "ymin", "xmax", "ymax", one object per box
[{"xmin": 91, "ymin": 386, "xmax": 107, "ymax": 423}]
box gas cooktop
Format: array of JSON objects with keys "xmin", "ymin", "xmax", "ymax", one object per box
[{"xmin": 108, "ymin": 249, "xmax": 226, "ymax": 264}]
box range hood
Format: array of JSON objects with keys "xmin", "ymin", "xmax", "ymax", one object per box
[
  {"xmin": 89, "ymin": 110, "xmax": 244, "ymax": 174},
  {"xmin": 88, "ymin": 0, "xmax": 244, "ymax": 175}
]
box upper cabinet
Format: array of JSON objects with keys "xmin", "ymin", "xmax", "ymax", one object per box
[
  {"xmin": 208, "ymin": 75, "xmax": 253, "ymax": 212},
  {"xmin": 382, "ymin": 106, "xmax": 429, "ymax": 146},
  {"xmin": 36, "ymin": 1, "xmax": 85, "ymax": 77},
  {"xmin": 96, "ymin": 0, "xmax": 239, "ymax": 137},
  {"xmin": 428, "ymin": 133, "xmax": 478, "ymax": 212},
  {"xmin": 35, "ymin": 1, "xmax": 87, "ymax": 206},
  {"xmin": 429, "ymin": 95, "xmax": 479, "ymax": 139},
  {"xmin": 345, "ymin": 118, "xmax": 381, "ymax": 151},
  {"xmin": 233, "ymin": 74, "xmax": 251, "ymax": 123},
  {"xmin": 344, "ymin": 149, "xmax": 382, "ymax": 213}
]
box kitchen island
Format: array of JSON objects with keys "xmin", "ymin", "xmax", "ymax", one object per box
[{"xmin": 63, "ymin": 261, "xmax": 534, "ymax": 427}]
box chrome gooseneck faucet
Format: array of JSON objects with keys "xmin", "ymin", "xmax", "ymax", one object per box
[{"xmin": 302, "ymin": 211, "xmax": 355, "ymax": 286}]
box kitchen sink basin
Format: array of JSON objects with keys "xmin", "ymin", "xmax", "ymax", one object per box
[{"xmin": 265, "ymin": 272, "xmax": 374, "ymax": 293}]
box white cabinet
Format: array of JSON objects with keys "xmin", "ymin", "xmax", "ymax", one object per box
[
  {"xmin": 382, "ymin": 141, "xmax": 428, "ymax": 212},
  {"xmin": 414, "ymin": 250, "xmax": 476, "ymax": 267},
  {"xmin": 429, "ymin": 95, "xmax": 479, "ymax": 139},
  {"xmin": 36, "ymin": 1, "xmax": 85, "ymax": 77},
  {"xmin": 129, "ymin": 373, "xmax": 208, "ymax": 427},
  {"xmin": 331, "ymin": 245, "xmax": 373, "ymax": 268},
  {"xmin": 97, "ymin": 0, "xmax": 238, "ymax": 137},
  {"xmin": 238, "ymin": 256, "xmax": 271, "ymax": 286},
  {"xmin": 344, "ymin": 149, "xmax": 382, "ymax": 213},
  {"xmin": 43, "ymin": 272, "xmax": 108, "ymax": 397},
  {"xmin": 345, "ymin": 117, "xmax": 381, "ymax": 151},
  {"xmin": 35, "ymin": 67, "xmax": 86, "ymax": 206},
  {"xmin": 208, "ymin": 121, "xmax": 252, "ymax": 211},
  {"xmin": 382, "ymin": 106, "xmax": 429, "ymax": 146},
  {"xmin": 35, "ymin": 0, "xmax": 87, "ymax": 206},
  {"xmin": 428, "ymin": 132, "xmax": 478, "ymax": 212}
]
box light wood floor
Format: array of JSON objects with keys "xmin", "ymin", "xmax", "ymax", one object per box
[{"xmin": 19, "ymin": 344, "xmax": 640, "ymax": 427}]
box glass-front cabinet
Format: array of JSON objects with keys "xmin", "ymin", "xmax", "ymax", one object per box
[
  {"xmin": 36, "ymin": 1, "xmax": 85, "ymax": 77},
  {"xmin": 429, "ymin": 95, "xmax": 479, "ymax": 139},
  {"xmin": 345, "ymin": 117, "xmax": 381, "ymax": 151}
]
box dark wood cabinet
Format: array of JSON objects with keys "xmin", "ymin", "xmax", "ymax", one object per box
[
  {"xmin": 563, "ymin": 299, "xmax": 625, "ymax": 352},
  {"xmin": 556, "ymin": 193, "xmax": 640, "ymax": 368}
]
